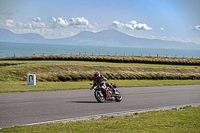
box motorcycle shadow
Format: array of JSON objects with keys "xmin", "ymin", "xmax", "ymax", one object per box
[
  {"xmin": 74, "ymin": 101, "xmax": 99, "ymax": 103},
  {"xmin": 74, "ymin": 99, "xmax": 115, "ymax": 103}
]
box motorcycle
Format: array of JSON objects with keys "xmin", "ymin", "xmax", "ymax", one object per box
[{"xmin": 90, "ymin": 81, "xmax": 122, "ymax": 103}]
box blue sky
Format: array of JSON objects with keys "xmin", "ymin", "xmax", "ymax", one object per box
[{"xmin": 0, "ymin": 0, "xmax": 200, "ymax": 44}]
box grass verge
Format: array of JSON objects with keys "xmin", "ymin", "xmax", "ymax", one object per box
[
  {"xmin": 0, "ymin": 80, "xmax": 200, "ymax": 93},
  {"xmin": 0, "ymin": 60, "xmax": 200, "ymax": 82},
  {"xmin": 1, "ymin": 105, "xmax": 199, "ymax": 132}
]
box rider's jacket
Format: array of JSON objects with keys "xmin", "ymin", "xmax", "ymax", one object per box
[{"xmin": 93, "ymin": 75, "xmax": 107, "ymax": 86}]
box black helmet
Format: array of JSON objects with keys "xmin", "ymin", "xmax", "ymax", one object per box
[{"xmin": 94, "ymin": 72, "xmax": 100, "ymax": 78}]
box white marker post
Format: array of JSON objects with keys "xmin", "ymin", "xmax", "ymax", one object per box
[{"xmin": 27, "ymin": 74, "xmax": 36, "ymax": 85}]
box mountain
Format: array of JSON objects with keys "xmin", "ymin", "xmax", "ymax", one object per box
[
  {"xmin": 0, "ymin": 28, "xmax": 46, "ymax": 43},
  {"xmin": 50, "ymin": 29, "xmax": 199, "ymax": 49},
  {"xmin": 0, "ymin": 28, "xmax": 199, "ymax": 49}
]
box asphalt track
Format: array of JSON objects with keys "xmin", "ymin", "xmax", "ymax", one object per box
[{"xmin": 0, "ymin": 85, "xmax": 200, "ymax": 128}]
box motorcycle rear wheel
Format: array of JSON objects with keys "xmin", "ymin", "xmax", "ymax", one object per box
[{"xmin": 94, "ymin": 90, "xmax": 105, "ymax": 103}]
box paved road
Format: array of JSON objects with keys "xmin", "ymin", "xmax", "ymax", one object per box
[{"xmin": 0, "ymin": 85, "xmax": 200, "ymax": 128}]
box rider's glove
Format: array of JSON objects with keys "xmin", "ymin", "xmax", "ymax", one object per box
[{"xmin": 90, "ymin": 86, "xmax": 94, "ymax": 90}]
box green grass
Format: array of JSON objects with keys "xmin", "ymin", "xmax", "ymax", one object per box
[
  {"xmin": 0, "ymin": 60, "xmax": 200, "ymax": 82},
  {"xmin": 1, "ymin": 105, "xmax": 199, "ymax": 133},
  {"xmin": 0, "ymin": 80, "xmax": 200, "ymax": 93}
]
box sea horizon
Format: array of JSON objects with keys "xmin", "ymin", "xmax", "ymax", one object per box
[{"xmin": 0, "ymin": 42, "xmax": 200, "ymax": 58}]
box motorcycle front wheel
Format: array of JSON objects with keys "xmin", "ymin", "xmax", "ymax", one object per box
[
  {"xmin": 94, "ymin": 90, "xmax": 105, "ymax": 103},
  {"xmin": 115, "ymin": 90, "xmax": 122, "ymax": 102}
]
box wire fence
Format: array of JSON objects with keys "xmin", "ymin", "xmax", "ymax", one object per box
[{"xmin": 2, "ymin": 52, "xmax": 199, "ymax": 59}]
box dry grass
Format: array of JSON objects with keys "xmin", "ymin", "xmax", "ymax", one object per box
[
  {"xmin": 0, "ymin": 60, "xmax": 200, "ymax": 82},
  {"xmin": 1, "ymin": 55, "xmax": 200, "ymax": 65}
]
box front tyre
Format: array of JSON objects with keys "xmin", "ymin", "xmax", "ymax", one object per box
[
  {"xmin": 115, "ymin": 90, "xmax": 122, "ymax": 102},
  {"xmin": 94, "ymin": 90, "xmax": 105, "ymax": 103}
]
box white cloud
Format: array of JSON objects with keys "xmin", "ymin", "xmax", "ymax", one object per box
[
  {"xmin": 134, "ymin": 23, "xmax": 152, "ymax": 30},
  {"xmin": 15, "ymin": 21, "xmax": 46, "ymax": 29},
  {"xmin": 193, "ymin": 25, "xmax": 200, "ymax": 31},
  {"xmin": 57, "ymin": 17, "xmax": 69, "ymax": 27},
  {"xmin": 112, "ymin": 21, "xmax": 123, "ymax": 29},
  {"xmin": 0, "ymin": 16, "xmax": 97, "ymax": 39},
  {"xmin": 124, "ymin": 23, "xmax": 134, "ymax": 30},
  {"xmin": 111, "ymin": 20, "xmax": 152, "ymax": 30},
  {"xmin": 49, "ymin": 17, "xmax": 68, "ymax": 27},
  {"xmin": 68, "ymin": 17, "xmax": 89, "ymax": 26},
  {"xmin": 33, "ymin": 17, "xmax": 41, "ymax": 22},
  {"xmin": 2, "ymin": 17, "xmax": 97, "ymax": 31},
  {"xmin": 16, "ymin": 21, "xmax": 32, "ymax": 28},
  {"xmin": 2, "ymin": 18, "xmax": 46, "ymax": 29},
  {"xmin": 1, "ymin": 19, "xmax": 48, "ymax": 38},
  {"xmin": 160, "ymin": 27, "xmax": 164, "ymax": 30},
  {"xmin": 129, "ymin": 20, "xmax": 137, "ymax": 25},
  {"xmin": 4, "ymin": 19, "xmax": 15, "ymax": 27},
  {"xmin": 49, "ymin": 17, "xmax": 95, "ymax": 28},
  {"xmin": 32, "ymin": 22, "xmax": 46, "ymax": 28},
  {"xmin": 49, "ymin": 17, "xmax": 69, "ymax": 27},
  {"xmin": 49, "ymin": 17, "xmax": 57, "ymax": 23}
]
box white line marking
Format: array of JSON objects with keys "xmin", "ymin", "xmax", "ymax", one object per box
[{"xmin": 23, "ymin": 103, "xmax": 200, "ymax": 126}]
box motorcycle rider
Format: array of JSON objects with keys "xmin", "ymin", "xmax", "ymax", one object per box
[{"xmin": 93, "ymin": 72, "xmax": 115, "ymax": 100}]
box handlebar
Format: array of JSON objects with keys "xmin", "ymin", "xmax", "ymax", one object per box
[
  {"xmin": 90, "ymin": 83, "xmax": 97, "ymax": 90},
  {"xmin": 90, "ymin": 86, "xmax": 97, "ymax": 90}
]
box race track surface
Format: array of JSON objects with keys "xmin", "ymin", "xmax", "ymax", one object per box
[{"xmin": 0, "ymin": 85, "xmax": 200, "ymax": 128}]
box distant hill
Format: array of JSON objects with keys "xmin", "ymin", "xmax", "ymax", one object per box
[
  {"xmin": 0, "ymin": 28, "xmax": 199, "ymax": 49},
  {"xmin": 49, "ymin": 29, "xmax": 199, "ymax": 49},
  {"xmin": 0, "ymin": 28, "xmax": 46, "ymax": 43}
]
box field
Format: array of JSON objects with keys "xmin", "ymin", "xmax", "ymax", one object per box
[
  {"xmin": 0, "ymin": 55, "xmax": 200, "ymax": 93},
  {"xmin": 1, "ymin": 105, "xmax": 199, "ymax": 132},
  {"xmin": 1, "ymin": 57, "xmax": 200, "ymax": 82}
]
